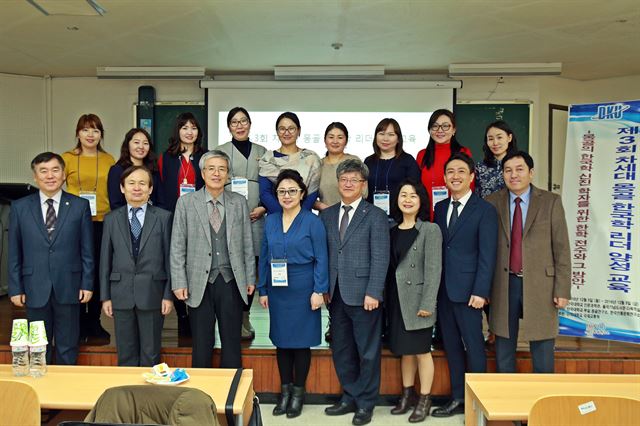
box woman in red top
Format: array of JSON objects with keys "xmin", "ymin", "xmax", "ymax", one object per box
[{"xmin": 416, "ymin": 109, "xmax": 473, "ymax": 220}]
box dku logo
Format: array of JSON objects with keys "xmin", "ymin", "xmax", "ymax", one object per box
[{"xmin": 591, "ymin": 103, "xmax": 631, "ymax": 120}]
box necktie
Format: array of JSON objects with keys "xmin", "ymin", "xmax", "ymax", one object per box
[
  {"xmin": 210, "ymin": 200, "xmax": 222, "ymax": 233},
  {"xmin": 510, "ymin": 197, "xmax": 523, "ymax": 274},
  {"xmin": 448, "ymin": 200, "xmax": 461, "ymax": 230},
  {"xmin": 45, "ymin": 199, "xmax": 56, "ymax": 238},
  {"xmin": 339, "ymin": 205, "xmax": 352, "ymax": 242},
  {"xmin": 130, "ymin": 207, "xmax": 142, "ymax": 240}
]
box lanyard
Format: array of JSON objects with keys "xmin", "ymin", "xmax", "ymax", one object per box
[
  {"xmin": 179, "ymin": 154, "xmax": 193, "ymax": 184},
  {"xmin": 77, "ymin": 154, "xmax": 99, "ymax": 192},
  {"xmin": 278, "ymin": 213, "xmax": 301, "ymax": 260},
  {"xmin": 374, "ymin": 158, "xmax": 395, "ymax": 193}
]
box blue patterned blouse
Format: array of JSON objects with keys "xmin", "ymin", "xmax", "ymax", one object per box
[{"xmin": 475, "ymin": 160, "xmax": 505, "ymax": 199}]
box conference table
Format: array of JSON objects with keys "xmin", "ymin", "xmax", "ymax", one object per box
[
  {"xmin": 0, "ymin": 364, "xmax": 254, "ymax": 426},
  {"xmin": 464, "ymin": 373, "xmax": 640, "ymax": 426}
]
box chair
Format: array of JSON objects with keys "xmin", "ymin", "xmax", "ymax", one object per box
[
  {"xmin": 0, "ymin": 379, "xmax": 40, "ymax": 426},
  {"xmin": 529, "ymin": 394, "xmax": 640, "ymax": 426},
  {"xmin": 84, "ymin": 385, "xmax": 220, "ymax": 426}
]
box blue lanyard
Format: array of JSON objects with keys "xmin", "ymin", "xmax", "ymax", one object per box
[{"xmin": 374, "ymin": 158, "xmax": 395, "ymax": 192}]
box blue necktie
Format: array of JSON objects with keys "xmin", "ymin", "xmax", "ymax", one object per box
[{"xmin": 131, "ymin": 207, "xmax": 142, "ymax": 240}]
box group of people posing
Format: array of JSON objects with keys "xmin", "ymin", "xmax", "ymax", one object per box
[{"xmin": 8, "ymin": 107, "xmax": 571, "ymax": 425}]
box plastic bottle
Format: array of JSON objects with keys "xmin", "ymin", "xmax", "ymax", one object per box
[
  {"xmin": 11, "ymin": 345, "xmax": 29, "ymax": 376},
  {"xmin": 29, "ymin": 345, "xmax": 47, "ymax": 377}
]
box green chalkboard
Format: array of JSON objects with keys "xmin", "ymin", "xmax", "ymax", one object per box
[
  {"xmin": 454, "ymin": 103, "xmax": 530, "ymax": 163},
  {"xmin": 152, "ymin": 103, "xmax": 207, "ymax": 155}
]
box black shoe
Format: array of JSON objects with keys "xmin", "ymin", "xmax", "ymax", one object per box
[
  {"xmin": 272, "ymin": 383, "xmax": 292, "ymax": 416},
  {"xmin": 431, "ymin": 400, "xmax": 464, "ymax": 417},
  {"xmin": 325, "ymin": 401, "xmax": 357, "ymax": 416},
  {"xmin": 352, "ymin": 408, "xmax": 373, "ymax": 425},
  {"xmin": 286, "ymin": 385, "xmax": 304, "ymax": 418}
]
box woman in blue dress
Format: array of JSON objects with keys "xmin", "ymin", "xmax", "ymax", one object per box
[{"xmin": 258, "ymin": 169, "xmax": 329, "ymax": 419}]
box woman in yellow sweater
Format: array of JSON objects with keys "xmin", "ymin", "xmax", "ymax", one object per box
[{"xmin": 62, "ymin": 113, "xmax": 115, "ymax": 342}]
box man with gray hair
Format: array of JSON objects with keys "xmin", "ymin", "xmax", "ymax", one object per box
[
  {"xmin": 321, "ymin": 159, "xmax": 390, "ymax": 426},
  {"xmin": 170, "ymin": 150, "xmax": 255, "ymax": 368}
]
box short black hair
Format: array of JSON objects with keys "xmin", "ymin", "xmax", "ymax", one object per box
[
  {"xmin": 227, "ymin": 107, "xmax": 251, "ymax": 127},
  {"xmin": 444, "ymin": 152, "xmax": 475, "ymax": 173},
  {"xmin": 275, "ymin": 169, "xmax": 307, "ymax": 202},
  {"xmin": 31, "ymin": 152, "xmax": 65, "ymax": 171},
  {"xmin": 503, "ymin": 150, "xmax": 534, "ymax": 170},
  {"xmin": 120, "ymin": 165, "xmax": 153, "ymax": 187},
  {"xmin": 390, "ymin": 178, "xmax": 430, "ymax": 223}
]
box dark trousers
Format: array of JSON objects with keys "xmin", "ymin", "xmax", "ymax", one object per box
[
  {"xmin": 495, "ymin": 274, "xmax": 555, "ymax": 373},
  {"xmin": 113, "ymin": 307, "xmax": 164, "ymax": 367},
  {"xmin": 437, "ymin": 288, "xmax": 486, "ymax": 401},
  {"xmin": 329, "ymin": 285, "xmax": 382, "ymax": 411},
  {"xmin": 27, "ymin": 293, "xmax": 80, "ymax": 365},
  {"xmin": 81, "ymin": 221, "xmax": 104, "ymax": 335},
  {"xmin": 189, "ymin": 275, "xmax": 243, "ymax": 368}
]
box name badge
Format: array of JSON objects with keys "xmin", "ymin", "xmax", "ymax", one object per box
[
  {"xmin": 373, "ymin": 191, "xmax": 390, "ymax": 215},
  {"xmin": 79, "ymin": 191, "xmax": 97, "ymax": 216},
  {"xmin": 231, "ymin": 177, "xmax": 249, "ymax": 200},
  {"xmin": 179, "ymin": 183, "xmax": 195, "ymax": 197},
  {"xmin": 270, "ymin": 258, "xmax": 288, "ymax": 287},
  {"xmin": 432, "ymin": 186, "xmax": 449, "ymax": 210}
]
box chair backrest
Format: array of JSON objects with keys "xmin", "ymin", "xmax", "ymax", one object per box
[
  {"xmin": 0, "ymin": 379, "xmax": 41, "ymax": 426},
  {"xmin": 529, "ymin": 394, "xmax": 640, "ymax": 426}
]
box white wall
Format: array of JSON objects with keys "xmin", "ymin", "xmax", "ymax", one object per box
[{"xmin": 0, "ymin": 73, "xmax": 46, "ymax": 183}]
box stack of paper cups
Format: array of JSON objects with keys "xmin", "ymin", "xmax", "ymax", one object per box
[
  {"xmin": 28, "ymin": 320, "xmax": 48, "ymax": 377},
  {"xmin": 10, "ymin": 319, "xmax": 29, "ymax": 376}
]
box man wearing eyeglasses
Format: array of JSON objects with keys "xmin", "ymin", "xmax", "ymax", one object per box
[
  {"xmin": 321, "ymin": 159, "xmax": 390, "ymax": 426},
  {"xmin": 170, "ymin": 150, "xmax": 255, "ymax": 368}
]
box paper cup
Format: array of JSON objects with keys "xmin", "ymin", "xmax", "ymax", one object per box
[
  {"xmin": 10, "ymin": 319, "xmax": 29, "ymax": 346},
  {"xmin": 28, "ymin": 320, "xmax": 48, "ymax": 346}
]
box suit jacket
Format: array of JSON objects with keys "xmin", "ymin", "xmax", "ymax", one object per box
[
  {"xmin": 434, "ymin": 192, "xmax": 498, "ymax": 302},
  {"xmin": 486, "ymin": 186, "xmax": 571, "ymax": 341},
  {"xmin": 393, "ymin": 220, "xmax": 442, "ymax": 330},
  {"xmin": 170, "ymin": 188, "xmax": 255, "ymax": 306},
  {"xmin": 8, "ymin": 191, "xmax": 94, "ymax": 308},
  {"xmin": 320, "ymin": 199, "xmax": 389, "ymax": 306},
  {"xmin": 100, "ymin": 204, "xmax": 173, "ymax": 310},
  {"xmin": 159, "ymin": 151, "xmax": 204, "ymax": 212},
  {"xmin": 217, "ymin": 141, "xmax": 267, "ymax": 256}
]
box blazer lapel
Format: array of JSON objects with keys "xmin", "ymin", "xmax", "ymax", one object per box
[
  {"xmin": 447, "ymin": 193, "xmax": 478, "ymax": 241},
  {"xmin": 29, "ymin": 194, "xmax": 49, "ymax": 242},
  {"xmin": 138, "ymin": 205, "xmax": 157, "ymax": 253},
  {"xmin": 498, "ymin": 189, "xmax": 511, "ymax": 241},
  {"xmin": 194, "ymin": 189, "xmax": 212, "ymax": 247},
  {"xmin": 523, "ymin": 186, "xmax": 541, "ymax": 239},
  {"xmin": 116, "ymin": 206, "xmax": 133, "ymax": 256},
  {"xmin": 50, "ymin": 192, "xmax": 72, "ymax": 245},
  {"xmin": 341, "ymin": 200, "xmax": 367, "ymax": 247},
  {"xmin": 224, "ymin": 191, "xmax": 235, "ymax": 243}
]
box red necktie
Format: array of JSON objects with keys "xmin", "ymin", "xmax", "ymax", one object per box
[{"xmin": 509, "ymin": 197, "xmax": 523, "ymax": 274}]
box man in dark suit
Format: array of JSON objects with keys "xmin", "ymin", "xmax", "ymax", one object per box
[
  {"xmin": 486, "ymin": 151, "xmax": 571, "ymax": 373},
  {"xmin": 432, "ymin": 152, "xmax": 498, "ymax": 417},
  {"xmin": 9, "ymin": 152, "xmax": 94, "ymax": 365},
  {"xmin": 320, "ymin": 159, "xmax": 390, "ymax": 426},
  {"xmin": 100, "ymin": 165, "xmax": 173, "ymax": 366},
  {"xmin": 171, "ymin": 150, "xmax": 255, "ymax": 368}
]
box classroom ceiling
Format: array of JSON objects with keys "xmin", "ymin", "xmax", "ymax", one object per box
[{"xmin": 0, "ymin": 0, "xmax": 639, "ymax": 81}]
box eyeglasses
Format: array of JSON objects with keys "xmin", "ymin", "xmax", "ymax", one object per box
[
  {"xmin": 277, "ymin": 127, "xmax": 298, "ymax": 134},
  {"xmin": 339, "ymin": 177, "xmax": 365, "ymax": 185},
  {"xmin": 430, "ymin": 123, "xmax": 452, "ymax": 132},
  {"xmin": 204, "ymin": 166, "xmax": 228, "ymax": 174},
  {"xmin": 229, "ymin": 118, "xmax": 249, "ymax": 128},
  {"xmin": 276, "ymin": 188, "xmax": 301, "ymax": 197}
]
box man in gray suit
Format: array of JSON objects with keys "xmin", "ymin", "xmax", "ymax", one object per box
[
  {"xmin": 320, "ymin": 159, "xmax": 390, "ymax": 426},
  {"xmin": 171, "ymin": 150, "xmax": 256, "ymax": 368},
  {"xmin": 100, "ymin": 165, "xmax": 173, "ymax": 366}
]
